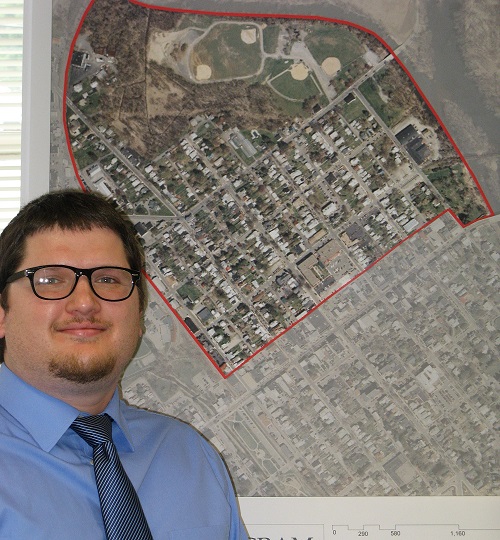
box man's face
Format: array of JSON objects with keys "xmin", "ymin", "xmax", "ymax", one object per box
[{"xmin": 0, "ymin": 227, "xmax": 142, "ymax": 392}]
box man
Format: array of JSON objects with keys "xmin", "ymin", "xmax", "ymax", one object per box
[{"xmin": 0, "ymin": 189, "xmax": 247, "ymax": 539}]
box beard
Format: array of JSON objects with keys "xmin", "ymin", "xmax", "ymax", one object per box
[{"xmin": 48, "ymin": 354, "xmax": 117, "ymax": 384}]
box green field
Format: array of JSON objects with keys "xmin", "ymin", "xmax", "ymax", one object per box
[
  {"xmin": 340, "ymin": 96, "xmax": 366, "ymax": 122},
  {"xmin": 73, "ymin": 145, "xmax": 101, "ymax": 169},
  {"xmin": 270, "ymin": 69, "xmax": 321, "ymax": 101},
  {"xmin": 177, "ymin": 281, "xmax": 202, "ymax": 302},
  {"xmin": 263, "ymin": 24, "xmax": 280, "ymax": 54},
  {"xmin": 305, "ymin": 24, "xmax": 364, "ymax": 66},
  {"xmin": 193, "ymin": 23, "xmax": 262, "ymax": 79},
  {"xmin": 259, "ymin": 57, "xmax": 293, "ymax": 80},
  {"xmin": 249, "ymin": 58, "xmax": 328, "ymax": 114},
  {"xmin": 177, "ymin": 14, "xmax": 213, "ymax": 31},
  {"xmin": 359, "ymin": 77, "xmax": 404, "ymax": 127},
  {"xmin": 266, "ymin": 91, "xmax": 312, "ymax": 118}
]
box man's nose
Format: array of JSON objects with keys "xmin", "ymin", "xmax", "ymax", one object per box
[{"xmin": 65, "ymin": 276, "xmax": 101, "ymax": 314}]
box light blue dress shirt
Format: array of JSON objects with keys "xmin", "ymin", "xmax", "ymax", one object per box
[{"xmin": 0, "ymin": 366, "xmax": 248, "ymax": 539}]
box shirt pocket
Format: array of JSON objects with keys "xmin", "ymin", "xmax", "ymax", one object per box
[{"xmin": 168, "ymin": 524, "xmax": 230, "ymax": 540}]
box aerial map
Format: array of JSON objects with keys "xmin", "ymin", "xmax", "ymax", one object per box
[{"xmin": 49, "ymin": 0, "xmax": 499, "ymax": 500}]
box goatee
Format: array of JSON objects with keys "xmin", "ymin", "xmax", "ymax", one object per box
[{"xmin": 48, "ymin": 355, "xmax": 116, "ymax": 384}]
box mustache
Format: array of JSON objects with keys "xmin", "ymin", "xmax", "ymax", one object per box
[{"xmin": 52, "ymin": 317, "xmax": 112, "ymax": 331}]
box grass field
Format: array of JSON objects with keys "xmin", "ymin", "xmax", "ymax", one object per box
[
  {"xmin": 193, "ymin": 22, "xmax": 261, "ymax": 79},
  {"xmin": 270, "ymin": 69, "xmax": 321, "ymax": 101},
  {"xmin": 340, "ymin": 96, "xmax": 366, "ymax": 122},
  {"xmin": 305, "ymin": 24, "xmax": 364, "ymax": 66},
  {"xmin": 177, "ymin": 281, "xmax": 202, "ymax": 302},
  {"xmin": 177, "ymin": 14, "xmax": 213, "ymax": 31},
  {"xmin": 260, "ymin": 57, "xmax": 293, "ymax": 80},
  {"xmin": 359, "ymin": 77, "xmax": 404, "ymax": 127},
  {"xmin": 263, "ymin": 24, "xmax": 280, "ymax": 54}
]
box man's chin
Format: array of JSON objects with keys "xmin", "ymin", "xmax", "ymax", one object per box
[{"xmin": 48, "ymin": 356, "xmax": 116, "ymax": 385}]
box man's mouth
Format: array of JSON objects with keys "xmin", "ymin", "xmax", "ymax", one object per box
[{"xmin": 53, "ymin": 319, "xmax": 110, "ymax": 338}]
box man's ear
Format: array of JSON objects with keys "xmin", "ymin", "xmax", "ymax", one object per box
[{"xmin": 0, "ymin": 295, "xmax": 6, "ymax": 339}]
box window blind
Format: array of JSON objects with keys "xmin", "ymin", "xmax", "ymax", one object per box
[{"xmin": 0, "ymin": 0, "xmax": 23, "ymax": 231}]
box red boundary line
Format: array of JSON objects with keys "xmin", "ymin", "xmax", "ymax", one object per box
[
  {"xmin": 63, "ymin": 0, "xmax": 95, "ymax": 192},
  {"xmin": 63, "ymin": 0, "xmax": 495, "ymax": 379}
]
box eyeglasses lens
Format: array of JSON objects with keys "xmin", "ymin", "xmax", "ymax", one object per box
[{"xmin": 33, "ymin": 267, "xmax": 135, "ymax": 300}]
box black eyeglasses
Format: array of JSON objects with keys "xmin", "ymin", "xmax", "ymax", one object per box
[{"xmin": 5, "ymin": 265, "xmax": 141, "ymax": 302}]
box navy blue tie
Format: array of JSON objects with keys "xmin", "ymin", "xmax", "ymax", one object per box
[{"xmin": 71, "ymin": 414, "xmax": 153, "ymax": 540}]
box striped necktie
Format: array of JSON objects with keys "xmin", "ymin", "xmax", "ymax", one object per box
[{"xmin": 71, "ymin": 414, "xmax": 153, "ymax": 540}]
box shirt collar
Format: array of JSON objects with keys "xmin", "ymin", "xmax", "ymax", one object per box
[
  {"xmin": 0, "ymin": 365, "xmax": 134, "ymax": 453},
  {"xmin": 102, "ymin": 389, "xmax": 134, "ymax": 452}
]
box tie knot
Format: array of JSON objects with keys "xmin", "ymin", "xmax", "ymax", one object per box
[{"xmin": 71, "ymin": 414, "xmax": 113, "ymax": 448}]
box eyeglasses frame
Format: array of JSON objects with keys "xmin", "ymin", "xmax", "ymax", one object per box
[{"xmin": 5, "ymin": 264, "xmax": 141, "ymax": 302}]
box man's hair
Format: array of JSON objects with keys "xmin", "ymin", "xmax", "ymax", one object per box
[{"xmin": 0, "ymin": 189, "xmax": 148, "ymax": 362}]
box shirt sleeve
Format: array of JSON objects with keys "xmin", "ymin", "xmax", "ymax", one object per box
[{"xmin": 198, "ymin": 435, "xmax": 248, "ymax": 539}]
